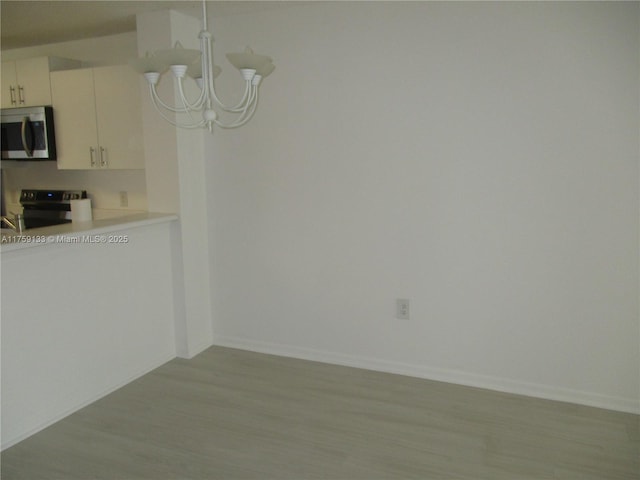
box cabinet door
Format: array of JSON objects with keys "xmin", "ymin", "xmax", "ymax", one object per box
[
  {"xmin": 50, "ymin": 69, "xmax": 99, "ymax": 170},
  {"xmin": 1, "ymin": 61, "xmax": 18, "ymax": 108},
  {"xmin": 15, "ymin": 57, "xmax": 52, "ymax": 107},
  {"xmin": 93, "ymin": 65, "xmax": 145, "ymax": 169}
]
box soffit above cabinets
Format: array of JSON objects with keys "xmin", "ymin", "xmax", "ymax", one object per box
[{"xmin": 1, "ymin": 1, "xmax": 291, "ymax": 50}]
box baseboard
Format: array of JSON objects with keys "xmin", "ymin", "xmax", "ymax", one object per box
[
  {"xmin": 176, "ymin": 339, "xmax": 214, "ymax": 360},
  {"xmin": 213, "ymin": 335, "xmax": 640, "ymax": 415},
  {"xmin": 1, "ymin": 351, "xmax": 177, "ymax": 451}
]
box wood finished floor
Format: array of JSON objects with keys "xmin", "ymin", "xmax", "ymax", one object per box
[{"xmin": 2, "ymin": 346, "xmax": 638, "ymax": 480}]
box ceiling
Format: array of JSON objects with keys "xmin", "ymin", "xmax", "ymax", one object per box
[{"xmin": 0, "ymin": 1, "xmax": 283, "ymax": 50}]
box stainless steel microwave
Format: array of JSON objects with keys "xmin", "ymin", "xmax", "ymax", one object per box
[{"xmin": 1, "ymin": 106, "xmax": 57, "ymax": 160}]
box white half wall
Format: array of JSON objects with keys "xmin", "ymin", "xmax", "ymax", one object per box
[
  {"xmin": 207, "ymin": 2, "xmax": 640, "ymax": 413},
  {"xmin": 1, "ymin": 221, "xmax": 177, "ymax": 449}
]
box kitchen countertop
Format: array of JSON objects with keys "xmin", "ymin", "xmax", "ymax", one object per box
[{"xmin": 1, "ymin": 212, "xmax": 178, "ymax": 253}]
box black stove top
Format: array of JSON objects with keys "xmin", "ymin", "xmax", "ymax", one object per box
[{"xmin": 20, "ymin": 189, "xmax": 87, "ymax": 229}]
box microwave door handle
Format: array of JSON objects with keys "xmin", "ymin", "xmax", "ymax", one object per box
[{"xmin": 20, "ymin": 116, "xmax": 33, "ymax": 157}]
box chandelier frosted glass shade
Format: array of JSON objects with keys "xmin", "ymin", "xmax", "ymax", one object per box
[
  {"xmin": 153, "ymin": 43, "xmax": 201, "ymax": 70},
  {"xmin": 256, "ymin": 62, "xmax": 276, "ymax": 78},
  {"xmin": 226, "ymin": 49, "xmax": 272, "ymax": 71},
  {"xmin": 129, "ymin": 52, "xmax": 168, "ymax": 75},
  {"xmin": 129, "ymin": 0, "xmax": 274, "ymax": 131}
]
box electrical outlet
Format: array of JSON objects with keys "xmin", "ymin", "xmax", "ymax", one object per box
[
  {"xmin": 119, "ymin": 191, "xmax": 128, "ymax": 208},
  {"xmin": 396, "ymin": 299, "xmax": 410, "ymax": 320}
]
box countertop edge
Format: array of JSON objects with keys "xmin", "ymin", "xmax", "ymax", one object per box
[{"xmin": 1, "ymin": 213, "xmax": 178, "ymax": 253}]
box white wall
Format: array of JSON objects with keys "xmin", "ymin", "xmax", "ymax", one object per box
[
  {"xmin": 207, "ymin": 2, "xmax": 639, "ymax": 413},
  {"xmin": 136, "ymin": 9, "xmax": 214, "ymax": 358},
  {"xmin": 1, "ymin": 162, "xmax": 147, "ymax": 216}
]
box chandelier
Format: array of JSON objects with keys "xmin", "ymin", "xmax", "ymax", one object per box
[{"xmin": 130, "ymin": 0, "xmax": 274, "ymax": 132}]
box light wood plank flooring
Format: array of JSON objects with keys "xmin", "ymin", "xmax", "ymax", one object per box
[{"xmin": 2, "ymin": 346, "xmax": 638, "ymax": 479}]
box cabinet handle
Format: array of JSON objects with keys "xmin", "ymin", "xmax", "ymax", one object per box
[
  {"xmin": 99, "ymin": 146, "xmax": 107, "ymax": 167},
  {"xmin": 9, "ymin": 86, "xmax": 16, "ymax": 105},
  {"xmin": 89, "ymin": 147, "xmax": 97, "ymax": 167},
  {"xmin": 18, "ymin": 85, "xmax": 25, "ymax": 105}
]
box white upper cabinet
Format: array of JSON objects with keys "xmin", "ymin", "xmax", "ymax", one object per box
[
  {"xmin": 51, "ymin": 65, "xmax": 144, "ymax": 170},
  {"xmin": 50, "ymin": 68, "xmax": 99, "ymax": 169},
  {"xmin": 1, "ymin": 57, "xmax": 79, "ymax": 109}
]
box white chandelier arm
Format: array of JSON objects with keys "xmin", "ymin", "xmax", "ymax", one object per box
[
  {"xmin": 180, "ymin": 72, "xmax": 208, "ymax": 110},
  {"xmin": 210, "ymin": 81, "xmax": 251, "ymax": 112},
  {"xmin": 214, "ymin": 89, "xmax": 259, "ymax": 129},
  {"xmin": 149, "ymin": 85, "xmax": 207, "ymax": 129},
  {"xmin": 177, "ymin": 76, "xmax": 207, "ymax": 112},
  {"xmin": 225, "ymin": 86, "xmax": 256, "ymax": 124},
  {"xmin": 150, "ymin": 83, "xmax": 191, "ymax": 114},
  {"xmin": 213, "ymin": 101, "xmax": 257, "ymax": 129},
  {"xmin": 148, "ymin": 76, "xmax": 206, "ymax": 114},
  {"xmin": 201, "ymin": 35, "xmax": 254, "ymax": 113},
  {"xmin": 211, "ymin": 80, "xmax": 253, "ymax": 113}
]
